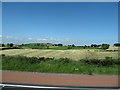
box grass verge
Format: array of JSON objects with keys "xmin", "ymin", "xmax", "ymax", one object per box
[{"xmin": 2, "ymin": 56, "xmax": 119, "ymax": 75}]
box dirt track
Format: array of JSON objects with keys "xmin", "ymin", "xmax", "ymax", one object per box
[{"xmin": 2, "ymin": 71, "xmax": 119, "ymax": 87}]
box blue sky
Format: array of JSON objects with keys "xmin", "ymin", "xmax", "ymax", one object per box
[{"xmin": 2, "ymin": 2, "xmax": 118, "ymax": 46}]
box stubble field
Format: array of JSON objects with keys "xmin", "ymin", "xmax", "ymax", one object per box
[{"xmin": 1, "ymin": 49, "xmax": 118, "ymax": 60}]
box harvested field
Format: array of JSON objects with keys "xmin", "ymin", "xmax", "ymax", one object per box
[{"xmin": 1, "ymin": 49, "xmax": 118, "ymax": 60}]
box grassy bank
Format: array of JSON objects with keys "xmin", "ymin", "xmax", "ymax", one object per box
[{"xmin": 2, "ymin": 56, "xmax": 119, "ymax": 75}]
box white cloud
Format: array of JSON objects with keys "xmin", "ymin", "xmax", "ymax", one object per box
[
  {"xmin": 1, "ymin": 35, "xmax": 83, "ymax": 45},
  {"xmin": 0, "ymin": 35, "xmax": 115, "ymax": 46},
  {"xmin": 36, "ymin": 38, "xmax": 47, "ymax": 41}
]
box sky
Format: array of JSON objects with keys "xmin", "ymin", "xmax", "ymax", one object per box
[{"xmin": 2, "ymin": 2, "xmax": 118, "ymax": 46}]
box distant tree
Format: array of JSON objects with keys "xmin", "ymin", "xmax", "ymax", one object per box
[
  {"xmin": 88, "ymin": 46, "xmax": 90, "ymax": 48},
  {"xmin": 91, "ymin": 44, "xmax": 94, "ymax": 47},
  {"xmin": 114, "ymin": 43, "xmax": 120, "ymax": 47},
  {"xmin": 94, "ymin": 44, "xmax": 98, "ymax": 47},
  {"xmin": 68, "ymin": 45, "xmax": 70, "ymax": 46},
  {"xmin": 2, "ymin": 44, "xmax": 5, "ymax": 47},
  {"xmin": 22, "ymin": 44, "xmax": 24, "ymax": 46},
  {"xmin": 58, "ymin": 44, "xmax": 63, "ymax": 46},
  {"xmin": 72, "ymin": 44, "xmax": 75, "ymax": 47},
  {"xmin": 101, "ymin": 44, "xmax": 110, "ymax": 50},
  {"xmin": 54, "ymin": 44, "xmax": 58, "ymax": 46},
  {"xmin": 68, "ymin": 46, "xmax": 72, "ymax": 49},
  {"xmin": 36, "ymin": 43, "xmax": 40, "ymax": 46},
  {"xmin": 91, "ymin": 44, "xmax": 100, "ymax": 47},
  {"xmin": 98, "ymin": 45, "xmax": 101, "ymax": 47},
  {"xmin": 9, "ymin": 43, "xmax": 13, "ymax": 47},
  {"xmin": 7, "ymin": 43, "xmax": 10, "ymax": 47},
  {"xmin": 46, "ymin": 46, "xmax": 49, "ymax": 49},
  {"xmin": 83, "ymin": 46, "xmax": 85, "ymax": 49},
  {"xmin": 83, "ymin": 45, "xmax": 87, "ymax": 49}
]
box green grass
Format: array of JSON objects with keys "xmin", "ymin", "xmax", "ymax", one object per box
[
  {"xmin": 49, "ymin": 46, "xmax": 68, "ymax": 50},
  {"xmin": 20, "ymin": 44, "xmax": 101, "ymax": 50},
  {"xmin": 2, "ymin": 56, "xmax": 119, "ymax": 75}
]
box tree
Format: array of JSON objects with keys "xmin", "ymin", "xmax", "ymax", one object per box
[
  {"xmin": 22, "ymin": 44, "xmax": 24, "ymax": 46},
  {"xmin": 114, "ymin": 43, "xmax": 120, "ymax": 47},
  {"xmin": 88, "ymin": 46, "xmax": 90, "ymax": 48},
  {"xmin": 54, "ymin": 44, "xmax": 58, "ymax": 46},
  {"xmin": 101, "ymin": 44, "xmax": 110, "ymax": 50},
  {"xmin": 2, "ymin": 44, "xmax": 5, "ymax": 47},
  {"xmin": 91, "ymin": 44, "xmax": 97, "ymax": 47},
  {"xmin": 46, "ymin": 46, "xmax": 49, "ymax": 49},
  {"xmin": 83, "ymin": 46, "xmax": 85, "ymax": 49},
  {"xmin": 7, "ymin": 43, "xmax": 10, "ymax": 47},
  {"xmin": 72, "ymin": 44, "xmax": 75, "ymax": 47},
  {"xmin": 94, "ymin": 44, "xmax": 98, "ymax": 47},
  {"xmin": 58, "ymin": 44, "xmax": 63, "ymax": 46},
  {"xmin": 98, "ymin": 45, "xmax": 101, "ymax": 47},
  {"xmin": 9, "ymin": 43, "xmax": 13, "ymax": 47},
  {"xmin": 91, "ymin": 44, "xmax": 94, "ymax": 47},
  {"xmin": 68, "ymin": 46, "xmax": 72, "ymax": 49}
]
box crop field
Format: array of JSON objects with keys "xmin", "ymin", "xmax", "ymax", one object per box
[{"xmin": 1, "ymin": 49, "xmax": 118, "ymax": 60}]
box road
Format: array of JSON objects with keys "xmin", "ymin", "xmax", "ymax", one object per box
[{"xmin": 1, "ymin": 71, "xmax": 119, "ymax": 89}]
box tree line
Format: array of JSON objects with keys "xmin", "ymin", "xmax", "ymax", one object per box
[{"xmin": 1, "ymin": 43, "xmax": 120, "ymax": 50}]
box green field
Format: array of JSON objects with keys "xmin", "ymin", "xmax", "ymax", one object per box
[
  {"xmin": 1, "ymin": 49, "xmax": 118, "ymax": 60},
  {"xmin": 2, "ymin": 56, "xmax": 119, "ymax": 75},
  {"xmin": 21, "ymin": 45, "xmax": 101, "ymax": 50}
]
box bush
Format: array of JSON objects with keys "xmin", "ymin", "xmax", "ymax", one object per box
[
  {"xmin": 58, "ymin": 58, "xmax": 71, "ymax": 64},
  {"xmin": 68, "ymin": 46, "xmax": 72, "ymax": 49},
  {"xmin": 0, "ymin": 54, "xmax": 5, "ymax": 56},
  {"xmin": 101, "ymin": 44, "xmax": 110, "ymax": 50},
  {"xmin": 81, "ymin": 58, "xmax": 119, "ymax": 66},
  {"xmin": 114, "ymin": 43, "xmax": 120, "ymax": 47}
]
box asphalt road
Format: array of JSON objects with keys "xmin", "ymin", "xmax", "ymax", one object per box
[{"xmin": 1, "ymin": 70, "xmax": 120, "ymax": 90}]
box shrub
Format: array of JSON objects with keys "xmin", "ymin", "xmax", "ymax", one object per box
[
  {"xmin": 68, "ymin": 46, "xmax": 72, "ymax": 49},
  {"xmin": 114, "ymin": 43, "xmax": 120, "ymax": 47},
  {"xmin": 0, "ymin": 54, "xmax": 5, "ymax": 56},
  {"xmin": 59, "ymin": 58, "xmax": 71, "ymax": 64},
  {"xmin": 101, "ymin": 44, "xmax": 110, "ymax": 50},
  {"xmin": 46, "ymin": 46, "xmax": 49, "ymax": 49},
  {"xmin": 81, "ymin": 58, "xmax": 119, "ymax": 66}
]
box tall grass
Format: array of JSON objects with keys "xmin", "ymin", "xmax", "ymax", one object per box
[{"xmin": 2, "ymin": 56, "xmax": 119, "ymax": 75}]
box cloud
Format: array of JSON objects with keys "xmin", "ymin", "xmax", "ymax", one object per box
[
  {"xmin": 0, "ymin": 35, "xmax": 115, "ymax": 46},
  {"xmin": 0, "ymin": 35, "xmax": 83, "ymax": 45}
]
